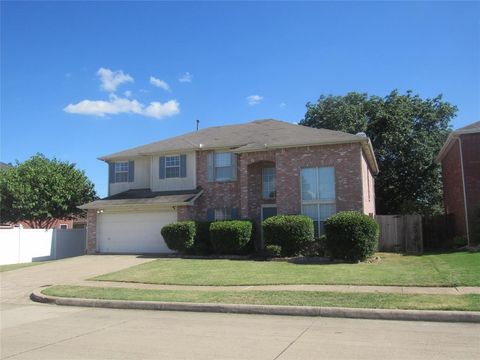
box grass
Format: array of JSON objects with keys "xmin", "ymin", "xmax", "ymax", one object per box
[
  {"xmin": 0, "ymin": 262, "xmax": 45, "ymax": 272},
  {"xmin": 43, "ymin": 285, "xmax": 480, "ymax": 311},
  {"xmin": 93, "ymin": 251, "xmax": 480, "ymax": 287}
]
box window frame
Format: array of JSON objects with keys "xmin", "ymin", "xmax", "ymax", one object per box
[
  {"xmin": 59, "ymin": 224, "xmax": 68, "ymax": 229},
  {"xmin": 262, "ymin": 167, "xmax": 276, "ymax": 199},
  {"xmin": 114, "ymin": 161, "xmax": 129, "ymax": 183},
  {"xmin": 214, "ymin": 208, "xmax": 232, "ymax": 221},
  {"xmin": 300, "ymin": 166, "xmax": 336, "ymax": 236},
  {"xmin": 164, "ymin": 155, "xmax": 181, "ymax": 179},
  {"xmin": 214, "ymin": 152, "xmax": 234, "ymax": 181}
]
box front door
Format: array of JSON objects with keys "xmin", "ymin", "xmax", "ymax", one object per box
[{"xmin": 261, "ymin": 206, "xmax": 277, "ymax": 248}]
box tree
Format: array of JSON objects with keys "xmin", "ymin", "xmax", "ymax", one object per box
[
  {"xmin": 0, "ymin": 154, "xmax": 96, "ymax": 228},
  {"xmin": 300, "ymin": 90, "xmax": 457, "ymax": 215}
]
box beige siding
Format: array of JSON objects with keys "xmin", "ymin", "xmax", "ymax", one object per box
[
  {"xmin": 361, "ymin": 150, "xmax": 376, "ymax": 216},
  {"xmin": 109, "ymin": 157, "xmax": 151, "ymax": 196},
  {"xmin": 150, "ymin": 152, "xmax": 196, "ymax": 192}
]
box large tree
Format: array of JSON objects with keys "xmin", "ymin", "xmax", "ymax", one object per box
[
  {"xmin": 300, "ymin": 90, "xmax": 457, "ymax": 215},
  {"xmin": 0, "ymin": 154, "xmax": 96, "ymax": 228}
]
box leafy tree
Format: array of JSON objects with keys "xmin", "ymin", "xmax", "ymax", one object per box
[
  {"xmin": 0, "ymin": 154, "xmax": 96, "ymax": 228},
  {"xmin": 301, "ymin": 90, "xmax": 457, "ymax": 215}
]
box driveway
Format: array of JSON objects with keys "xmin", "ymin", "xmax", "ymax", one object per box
[{"xmin": 0, "ymin": 255, "xmax": 153, "ymax": 304}]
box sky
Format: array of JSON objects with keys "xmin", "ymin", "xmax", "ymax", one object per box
[{"xmin": 1, "ymin": 1, "xmax": 479, "ymax": 197}]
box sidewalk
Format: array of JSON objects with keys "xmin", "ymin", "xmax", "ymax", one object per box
[{"xmin": 75, "ymin": 280, "xmax": 480, "ymax": 295}]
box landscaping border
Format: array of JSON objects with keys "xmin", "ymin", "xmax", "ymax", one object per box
[{"xmin": 30, "ymin": 288, "xmax": 480, "ymax": 323}]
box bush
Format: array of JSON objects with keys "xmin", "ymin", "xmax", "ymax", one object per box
[
  {"xmin": 471, "ymin": 207, "xmax": 480, "ymax": 246},
  {"xmin": 263, "ymin": 215, "xmax": 315, "ymax": 256},
  {"xmin": 264, "ymin": 244, "xmax": 282, "ymax": 258},
  {"xmin": 192, "ymin": 221, "xmax": 213, "ymax": 255},
  {"xmin": 161, "ymin": 221, "xmax": 196, "ymax": 253},
  {"xmin": 301, "ymin": 235, "xmax": 327, "ymax": 257},
  {"xmin": 209, "ymin": 220, "xmax": 253, "ymax": 255},
  {"xmin": 324, "ymin": 211, "xmax": 379, "ymax": 262}
]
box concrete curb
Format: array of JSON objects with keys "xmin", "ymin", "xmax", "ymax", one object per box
[{"xmin": 30, "ymin": 289, "xmax": 480, "ymax": 323}]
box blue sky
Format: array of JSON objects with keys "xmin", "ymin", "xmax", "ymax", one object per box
[{"xmin": 2, "ymin": 1, "xmax": 479, "ymax": 197}]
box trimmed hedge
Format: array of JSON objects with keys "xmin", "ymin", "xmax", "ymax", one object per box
[
  {"xmin": 263, "ymin": 215, "xmax": 315, "ymax": 256},
  {"xmin": 324, "ymin": 211, "xmax": 379, "ymax": 262},
  {"xmin": 192, "ymin": 221, "xmax": 213, "ymax": 255},
  {"xmin": 264, "ymin": 244, "xmax": 282, "ymax": 258},
  {"xmin": 161, "ymin": 221, "xmax": 196, "ymax": 253},
  {"xmin": 209, "ymin": 220, "xmax": 252, "ymax": 255}
]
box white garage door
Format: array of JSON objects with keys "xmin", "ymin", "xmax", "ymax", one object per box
[{"xmin": 97, "ymin": 210, "xmax": 177, "ymax": 253}]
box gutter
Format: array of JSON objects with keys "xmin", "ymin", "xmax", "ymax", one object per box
[{"xmin": 458, "ymin": 138, "xmax": 471, "ymax": 245}]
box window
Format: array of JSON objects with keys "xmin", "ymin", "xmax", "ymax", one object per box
[
  {"xmin": 262, "ymin": 167, "xmax": 276, "ymax": 199},
  {"xmin": 59, "ymin": 224, "xmax": 68, "ymax": 229},
  {"xmin": 301, "ymin": 167, "xmax": 336, "ymax": 236},
  {"xmin": 115, "ymin": 162, "xmax": 129, "ymax": 183},
  {"xmin": 214, "ymin": 208, "xmax": 232, "ymax": 221},
  {"xmin": 165, "ymin": 155, "xmax": 180, "ymax": 178},
  {"xmin": 213, "ymin": 152, "xmax": 236, "ymax": 181}
]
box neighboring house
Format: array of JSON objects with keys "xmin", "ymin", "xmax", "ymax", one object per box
[
  {"xmin": 10, "ymin": 219, "xmax": 74, "ymax": 229},
  {"xmin": 435, "ymin": 121, "xmax": 480, "ymax": 246},
  {"xmin": 80, "ymin": 119, "xmax": 378, "ymax": 254},
  {"xmin": 0, "ymin": 161, "xmax": 12, "ymax": 170}
]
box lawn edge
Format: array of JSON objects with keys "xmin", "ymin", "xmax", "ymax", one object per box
[{"xmin": 30, "ymin": 288, "xmax": 480, "ymax": 323}]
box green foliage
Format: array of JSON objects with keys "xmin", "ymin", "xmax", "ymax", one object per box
[
  {"xmin": 192, "ymin": 221, "xmax": 213, "ymax": 255},
  {"xmin": 264, "ymin": 244, "xmax": 282, "ymax": 258},
  {"xmin": 263, "ymin": 215, "xmax": 315, "ymax": 256},
  {"xmin": 301, "ymin": 90, "xmax": 457, "ymax": 215},
  {"xmin": 301, "ymin": 235, "xmax": 327, "ymax": 257},
  {"xmin": 161, "ymin": 221, "xmax": 196, "ymax": 253},
  {"xmin": 0, "ymin": 154, "xmax": 96, "ymax": 227},
  {"xmin": 209, "ymin": 220, "xmax": 252, "ymax": 255},
  {"xmin": 324, "ymin": 211, "xmax": 379, "ymax": 262}
]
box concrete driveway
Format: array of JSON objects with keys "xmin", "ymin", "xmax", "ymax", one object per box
[{"xmin": 0, "ymin": 255, "xmax": 153, "ymax": 304}]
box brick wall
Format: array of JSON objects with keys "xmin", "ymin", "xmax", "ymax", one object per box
[
  {"xmin": 86, "ymin": 209, "xmax": 97, "ymax": 254},
  {"xmin": 461, "ymin": 133, "xmax": 480, "ymax": 244},
  {"xmin": 441, "ymin": 138, "xmax": 467, "ymax": 237}
]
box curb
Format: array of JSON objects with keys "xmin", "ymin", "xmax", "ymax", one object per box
[{"xmin": 30, "ymin": 290, "xmax": 480, "ymax": 323}]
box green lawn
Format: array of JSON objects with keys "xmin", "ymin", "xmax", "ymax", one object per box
[
  {"xmin": 0, "ymin": 262, "xmax": 45, "ymax": 272},
  {"xmin": 93, "ymin": 251, "xmax": 480, "ymax": 287},
  {"xmin": 43, "ymin": 285, "xmax": 480, "ymax": 311}
]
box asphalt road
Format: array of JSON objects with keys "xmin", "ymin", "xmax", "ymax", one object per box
[{"xmin": 1, "ymin": 256, "xmax": 479, "ymax": 359}]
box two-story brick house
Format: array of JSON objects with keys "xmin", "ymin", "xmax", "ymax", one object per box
[
  {"xmin": 80, "ymin": 119, "xmax": 378, "ymax": 254},
  {"xmin": 436, "ymin": 121, "xmax": 480, "ymax": 246}
]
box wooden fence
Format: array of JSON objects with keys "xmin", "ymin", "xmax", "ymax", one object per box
[{"xmin": 376, "ymin": 214, "xmax": 454, "ymax": 253}]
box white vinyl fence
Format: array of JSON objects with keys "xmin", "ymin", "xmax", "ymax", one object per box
[{"xmin": 0, "ymin": 228, "xmax": 86, "ymax": 265}]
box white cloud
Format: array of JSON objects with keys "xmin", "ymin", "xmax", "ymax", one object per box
[
  {"xmin": 124, "ymin": 90, "xmax": 132, "ymax": 97},
  {"xmin": 279, "ymin": 102, "xmax": 286, "ymax": 108},
  {"xmin": 150, "ymin": 76, "xmax": 171, "ymax": 91},
  {"xmin": 97, "ymin": 67, "xmax": 134, "ymax": 92},
  {"xmin": 178, "ymin": 72, "xmax": 193, "ymax": 83},
  {"xmin": 64, "ymin": 95, "xmax": 179, "ymax": 119},
  {"xmin": 247, "ymin": 95, "xmax": 263, "ymax": 106}
]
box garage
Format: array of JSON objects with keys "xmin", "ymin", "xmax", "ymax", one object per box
[{"xmin": 96, "ymin": 210, "xmax": 177, "ymax": 253}]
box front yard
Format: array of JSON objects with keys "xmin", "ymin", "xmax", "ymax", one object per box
[{"xmin": 93, "ymin": 251, "xmax": 480, "ymax": 287}]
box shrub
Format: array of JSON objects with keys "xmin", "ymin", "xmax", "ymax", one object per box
[
  {"xmin": 209, "ymin": 220, "xmax": 253, "ymax": 254},
  {"xmin": 264, "ymin": 244, "xmax": 282, "ymax": 258},
  {"xmin": 324, "ymin": 211, "xmax": 379, "ymax": 262},
  {"xmin": 192, "ymin": 221, "xmax": 213, "ymax": 255},
  {"xmin": 161, "ymin": 221, "xmax": 196, "ymax": 253},
  {"xmin": 301, "ymin": 235, "xmax": 327, "ymax": 257},
  {"xmin": 471, "ymin": 207, "xmax": 480, "ymax": 246},
  {"xmin": 263, "ymin": 215, "xmax": 315, "ymax": 256}
]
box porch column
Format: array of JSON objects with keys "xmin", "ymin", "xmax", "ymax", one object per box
[
  {"xmin": 239, "ymin": 154, "xmax": 249, "ymax": 218},
  {"xmin": 86, "ymin": 209, "xmax": 97, "ymax": 254}
]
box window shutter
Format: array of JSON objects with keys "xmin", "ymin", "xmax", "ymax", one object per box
[
  {"xmin": 207, "ymin": 152, "xmax": 214, "ymax": 182},
  {"xmin": 207, "ymin": 208, "xmax": 215, "ymax": 221},
  {"xmin": 231, "ymin": 153, "xmax": 237, "ymax": 180},
  {"xmin": 180, "ymin": 154, "xmax": 187, "ymax": 178},
  {"xmin": 128, "ymin": 161, "xmax": 135, "ymax": 182},
  {"xmin": 109, "ymin": 163, "xmax": 115, "ymax": 184},
  {"xmin": 231, "ymin": 208, "xmax": 239, "ymax": 220},
  {"xmin": 159, "ymin": 157, "xmax": 165, "ymax": 179}
]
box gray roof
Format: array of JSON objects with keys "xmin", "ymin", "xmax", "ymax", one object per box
[
  {"xmin": 100, "ymin": 119, "xmax": 369, "ymax": 158},
  {"xmin": 435, "ymin": 120, "xmax": 480, "ymax": 163},
  {"xmin": 0, "ymin": 162, "xmax": 11, "ymax": 169},
  {"xmin": 456, "ymin": 121, "xmax": 480, "ymax": 132},
  {"xmin": 79, "ymin": 188, "xmax": 202, "ymax": 210}
]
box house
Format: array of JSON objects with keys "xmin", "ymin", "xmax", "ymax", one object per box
[
  {"xmin": 80, "ymin": 119, "xmax": 378, "ymax": 254},
  {"xmin": 435, "ymin": 121, "xmax": 480, "ymax": 246}
]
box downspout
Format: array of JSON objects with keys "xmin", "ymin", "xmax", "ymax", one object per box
[{"xmin": 458, "ymin": 137, "xmax": 470, "ymax": 246}]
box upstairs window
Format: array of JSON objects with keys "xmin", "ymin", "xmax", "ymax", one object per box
[
  {"xmin": 262, "ymin": 167, "xmax": 276, "ymax": 199},
  {"xmin": 114, "ymin": 162, "xmax": 129, "ymax": 183},
  {"xmin": 301, "ymin": 166, "xmax": 336, "ymax": 236},
  {"xmin": 165, "ymin": 155, "xmax": 180, "ymax": 178},
  {"xmin": 208, "ymin": 152, "xmax": 237, "ymax": 181}
]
